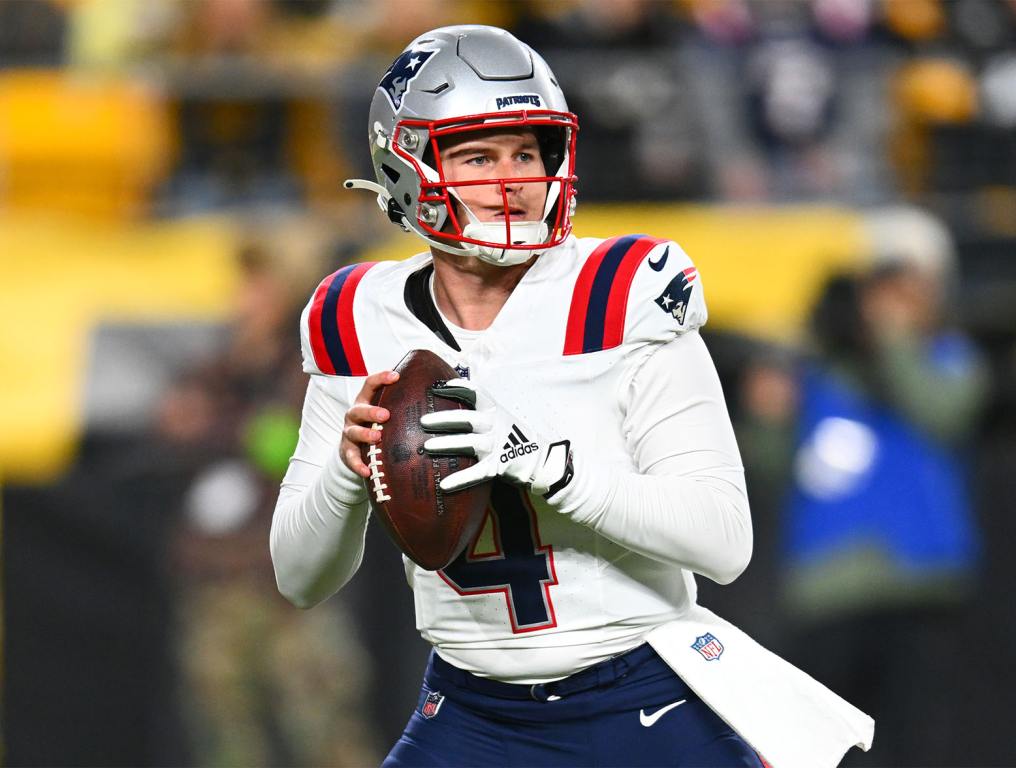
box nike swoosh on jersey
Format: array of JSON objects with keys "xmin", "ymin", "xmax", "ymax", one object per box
[
  {"xmin": 639, "ymin": 698, "xmax": 687, "ymax": 727},
  {"xmin": 647, "ymin": 245, "xmax": 670, "ymax": 272}
]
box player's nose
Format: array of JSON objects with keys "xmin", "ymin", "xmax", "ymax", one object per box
[
  {"xmin": 501, "ymin": 162, "xmax": 530, "ymax": 192},
  {"xmin": 493, "ymin": 158, "xmax": 517, "ymax": 180}
]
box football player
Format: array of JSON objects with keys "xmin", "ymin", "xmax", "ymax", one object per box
[{"xmin": 271, "ymin": 25, "xmax": 873, "ymax": 767}]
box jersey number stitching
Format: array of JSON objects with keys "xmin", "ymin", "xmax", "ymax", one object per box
[{"xmin": 438, "ymin": 482, "xmax": 558, "ymax": 633}]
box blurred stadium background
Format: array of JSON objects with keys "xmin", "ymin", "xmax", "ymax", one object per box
[{"xmin": 2, "ymin": 0, "xmax": 1016, "ymax": 765}]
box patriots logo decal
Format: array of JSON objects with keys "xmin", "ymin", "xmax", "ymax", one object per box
[
  {"xmin": 378, "ymin": 49, "xmax": 435, "ymax": 110},
  {"xmin": 654, "ymin": 267, "xmax": 697, "ymax": 325}
]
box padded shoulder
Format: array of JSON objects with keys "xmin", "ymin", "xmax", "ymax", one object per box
[
  {"xmin": 300, "ymin": 262, "xmax": 378, "ymax": 377},
  {"xmin": 625, "ymin": 238, "xmax": 707, "ymax": 343},
  {"xmin": 563, "ymin": 236, "xmax": 707, "ymax": 355}
]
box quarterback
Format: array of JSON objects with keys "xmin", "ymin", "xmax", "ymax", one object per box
[{"xmin": 271, "ymin": 25, "xmax": 873, "ymax": 768}]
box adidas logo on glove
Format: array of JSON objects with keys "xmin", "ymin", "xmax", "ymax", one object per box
[{"xmin": 501, "ymin": 424, "xmax": 539, "ymax": 463}]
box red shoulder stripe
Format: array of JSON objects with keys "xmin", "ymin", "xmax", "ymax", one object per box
[
  {"xmin": 601, "ymin": 236, "xmax": 668, "ymax": 350},
  {"xmin": 307, "ymin": 262, "xmax": 377, "ymax": 376},
  {"xmin": 335, "ymin": 262, "xmax": 375, "ymax": 376},
  {"xmin": 563, "ymin": 237, "xmax": 625, "ymax": 356}
]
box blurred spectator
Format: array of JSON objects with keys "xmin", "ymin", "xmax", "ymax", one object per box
[
  {"xmin": 0, "ymin": 0, "xmax": 67, "ymax": 68},
  {"xmin": 159, "ymin": 0, "xmax": 302, "ymax": 212},
  {"xmin": 162, "ymin": 220, "xmax": 378, "ymax": 766},
  {"xmin": 878, "ymin": 1, "xmax": 1016, "ymax": 216},
  {"xmin": 949, "ymin": 0, "xmax": 1016, "ymax": 60},
  {"xmin": 743, "ymin": 34, "xmax": 840, "ymax": 197},
  {"xmin": 980, "ymin": 52, "xmax": 1016, "ymax": 128},
  {"xmin": 881, "ymin": 0, "xmax": 949, "ymax": 44},
  {"xmin": 741, "ymin": 207, "xmax": 988, "ymax": 767},
  {"xmin": 515, "ymin": 0, "xmax": 707, "ymax": 200},
  {"xmin": 173, "ymin": 0, "xmax": 272, "ymax": 57},
  {"xmin": 65, "ymin": 0, "xmax": 182, "ymax": 71},
  {"xmin": 890, "ymin": 56, "xmax": 980, "ymax": 197},
  {"xmin": 343, "ymin": 0, "xmax": 514, "ymax": 59},
  {"xmin": 684, "ymin": 0, "xmax": 896, "ymax": 203}
]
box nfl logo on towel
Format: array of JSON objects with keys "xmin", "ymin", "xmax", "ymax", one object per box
[
  {"xmin": 691, "ymin": 633, "xmax": 724, "ymax": 661},
  {"xmin": 421, "ymin": 691, "xmax": 445, "ymax": 719}
]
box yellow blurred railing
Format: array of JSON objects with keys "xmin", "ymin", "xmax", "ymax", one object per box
[
  {"xmin": 1, "ymin": 203, "xmax": 866, "ymax": 484},
  {"xmin": 0, "ymin": 212, "xmax": 239, "ymax": 483},
  {"xmin": 0, "ymin": 70, "xmax": 176, "ymax": 219}
]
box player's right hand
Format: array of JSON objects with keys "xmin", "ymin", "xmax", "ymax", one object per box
[{"xmin": 340, "ymin": 370, "xmax": 399, "ymax": 479}]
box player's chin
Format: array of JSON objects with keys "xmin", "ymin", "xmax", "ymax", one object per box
[{"xmin": 488, "ymin": 213, "xmax": 538, "ymax": 226}]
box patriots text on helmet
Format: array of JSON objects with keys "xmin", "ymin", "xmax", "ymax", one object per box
[{"xmin": 495, "ymin": 94, "xmax": 543, "ymax": 110}]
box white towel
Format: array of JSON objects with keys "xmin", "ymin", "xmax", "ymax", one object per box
[{"xmin": 646, "ymin": 605, "xmax": 875, "ymax": 768}]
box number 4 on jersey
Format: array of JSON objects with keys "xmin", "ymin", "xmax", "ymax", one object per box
[{"xmin": 438, "ymin": 482, "xmax": 558, "ymax": 633}]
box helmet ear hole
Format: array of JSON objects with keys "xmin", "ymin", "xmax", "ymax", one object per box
[
  {"xmin": 535, "ymin": 125, "xmax": 570, "ymax": 227},
  {"xmin": 536, "ymin": 126, "xmax": 566, "ymax": 177}
]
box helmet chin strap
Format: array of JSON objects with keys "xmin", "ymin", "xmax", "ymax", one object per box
[
  {"xmin": 450, "ymin": 187, "xmax": 551, "ymax": 266},
  {"xmin": 461, "ymin": 221, "xmax": 550, "ymax": 266}
]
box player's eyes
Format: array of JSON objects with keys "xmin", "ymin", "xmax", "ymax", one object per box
[
  {"xmin": 517, "ymin": 152, "xmax": 535, "ymax": 163},
  {"xmin": 464, "ymin": 154, "xmax": 489, "ymax": 166}
]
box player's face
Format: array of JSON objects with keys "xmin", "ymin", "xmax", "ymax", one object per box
[{"xmin": 437, "ymin": 128, "xmax": 548, "ymax": 226}]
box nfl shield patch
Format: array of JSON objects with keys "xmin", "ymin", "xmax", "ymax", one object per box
[
  {"xmin": 421, "ymin": 690, "xmax": 445, "ymax": 719},
  {"xmin": 691, "ymin": 632, "xmax": 724, "ymax": 661}
]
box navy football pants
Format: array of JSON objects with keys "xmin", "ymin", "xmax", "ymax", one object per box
[{"xmin": 383, "ymin": 644, "xmax": 765, "ymax": 767}]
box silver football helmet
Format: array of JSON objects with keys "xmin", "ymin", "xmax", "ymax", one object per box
[{"xmin": 344, "ymin": 25, "xmax": 578, "ymax": 266}]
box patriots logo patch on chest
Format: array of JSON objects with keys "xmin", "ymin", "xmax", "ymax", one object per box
[
  {"xmin": 655, "ymin": 267, "xmax": 697, "ymax": 325},
  {"xmin": 378, "ymin": 49, "xmax": 435, "ymax": 110}
]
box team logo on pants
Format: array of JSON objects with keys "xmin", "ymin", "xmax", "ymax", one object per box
[
  {"xmin": 691, "ymin": 632, "xmax": 724, "ymax": 661},
  {"xmin": 421, "ymin": 690, "xmax": 445, "ymax": 719}
]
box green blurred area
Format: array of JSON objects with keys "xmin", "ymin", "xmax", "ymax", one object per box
[{"xmin": 243, "ymin": 406, "xmax": 301, "ymax": 480}]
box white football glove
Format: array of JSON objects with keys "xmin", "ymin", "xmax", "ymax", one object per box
[{"xmin": 420, "ymin": 379, "xmax": 574, "ymax": 496}]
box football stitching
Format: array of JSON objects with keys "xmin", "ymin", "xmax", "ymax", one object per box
[{"xmin": 366, "ymin": 423, "xmax": 392, "ymax": 503}]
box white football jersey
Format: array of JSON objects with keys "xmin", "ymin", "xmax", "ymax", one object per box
[
  {"xmin": 273, "ymin": 233, "xmax": 876, "ymax": 762},
  {"xmin": 279, "ymin": 233, "xmax": 746, "ymax": 683}
]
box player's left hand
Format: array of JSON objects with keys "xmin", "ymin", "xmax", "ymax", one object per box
[{"xmin": 420, "ymin": 379, "xmax": 573, "ymax": 496}]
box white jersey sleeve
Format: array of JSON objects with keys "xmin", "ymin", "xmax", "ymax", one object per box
[
  {"xmin": 269, "ymin": 283, "xmax": 371, "ymax": 608},
  {"xmin": 548, "ymin": 239, "xmax": 750, "ymax": 585}
]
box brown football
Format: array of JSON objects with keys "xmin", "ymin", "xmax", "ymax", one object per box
[{"xmin": 361, "ymin": 349, "xmax": 491, "ymax": 570}]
